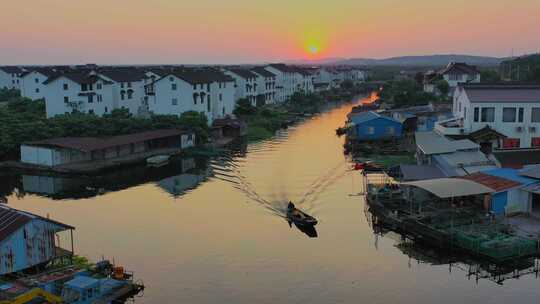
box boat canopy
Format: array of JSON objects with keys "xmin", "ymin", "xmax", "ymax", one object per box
[{"xmin": 401, "ymin": 178, "xmax": 493, "ymax": 198}]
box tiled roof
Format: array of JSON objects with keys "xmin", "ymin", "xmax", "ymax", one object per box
[
  {"xmin": 168, "ymin": 68, "xmax": 234, "ymax": 85},
  {"xmin": 0, "ymin": 66, "xmax": 23, "ymax": 74},
  {"xmin": 440, "ymin": 62, "xmax": 479, "ymax": 75},
  {"xmin": 227, "ymin": 68, "xmax": 258, "ymax": 80},
  {"xmin": 27, "ymin": 129, "xmax": 189, "ymax": 152},
  {"xmin": 99, "ymin": 68, "xmax": 147, "ymax": 82},
  {"xmin": 251, "ymin": 67, "xmax": 275, "ymax": 78},
  {"xmin": 43, "ymin": 72, "xmax": 103, "ymax": 85},
  {"xmin": 460, "ymin": 172, "xmax": 521, "ymax": 192}
]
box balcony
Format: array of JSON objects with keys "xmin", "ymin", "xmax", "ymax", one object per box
[{"xmin": 434, "ymin": 117, "xmax": 466, "ymax": 136}]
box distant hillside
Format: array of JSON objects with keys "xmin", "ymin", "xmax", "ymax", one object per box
[
  {"xmin": 500, "ymin": 53, "xmax": 540, "ymax": 81},
  {"xmin": 334, "ymin": 55, "xmax": 504, "ymax": 67}
]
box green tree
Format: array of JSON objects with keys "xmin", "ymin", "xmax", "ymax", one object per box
[
  {"xmin": 435, "ymin": 80, "xmax": 450, "ymax": 96},
  {"xmin": 340, "ymin": 80, "xmax": 354, "ymax": 90},
  {"xmin": 233, "ymin": 98, "xmax": 256, "ymax": 116},
  {"xmin": 480, "ymin": 70, "xmax": 501, "ymax": 83}
]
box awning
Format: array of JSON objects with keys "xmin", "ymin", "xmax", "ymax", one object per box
[
  {"xmin": 401, "ymin": 178, "xmax": 493, "ymax": 198},
  {"xmin": 522, "ymin": 183, "xmax": 540, "ymax": 194}
]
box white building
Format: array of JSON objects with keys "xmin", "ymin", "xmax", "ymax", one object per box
[
  {"xmin": 436, "ymin": 84, "xmax": 540, "ymax": 149},
  {"xmin": 20, "ymin": 68, "xmax": 57, "ymax": 100},
  {"xmin": 0, "ymin": 66, "xmax": 23, "ymax": 90},
  {"xmin": 251, "ymin": 67, "xmax": 276, "ymax": 105},
  {"xmin": 291, "ymin": 68, "xmax": 315, "ymax": 94},
  {"xmin": 43, "ymin": 72, "xmax": 115, "ymax": 117},
  {"xmin": 223, "ymin": 68, "xmax": 259, "ymax": 106},
  {"xmin": 264, "ymin": 64, "xmax": 295, "ymax": 102},
  {"xmin": 424, "ymin": 62, "xmax": 480, "ymax": 95},
  {"xmin": 150, "ymin": 68, "xmax": 235, "ymax": 123},
  {"xmin": 97, "ymin": 68, "xmax": 148, "ymax": 115}
]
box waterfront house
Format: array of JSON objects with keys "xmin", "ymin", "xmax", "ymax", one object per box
[
  {"xmin": 0, "ymin": 66, "xmax": 23, "ymax": 90},
  {"xmin": 223, "ymin": 68, "xmax": 260, "ymax": 106},
  {"xmin": 251, "ymin": 67, "xmax": 276, "ymax": 105},
  {"xmin": 460, "ymin": 169, "xmax": 538, "ymax": 215},
  {"xmin": 20, "ymin": 68, "xmax": 59, "ymax": 101},
  {"xmin": 264, "ymin": 64, "xmax": 296, "ymax": 102},
  {"xmin": 42, "ymin": 72, "xmax": 116, "ymax": 117},
  {"xmin": 415, "ymin": 131, "xmax": 496, "ymax": 176},
  {"xmin": 348, "ymin": 111, "xmax": 402, "ymax": 141},
  {"xmin": 436, "ymin": 84, "xmax": 540, "ymax": 149},
  {"xmin": 20, "ymin": 129, "xmax": 195, "ymax": 167},
  {"xmin": 96, "ymin": 68, "xmax": 149, "ymax": 116},
  {"xmin": 423, "ymin": 62, "xmax": 480, "ymax": 95},
  {"xmin": 150, "ymin": 68, "xmax": 235, "ymax": 123},
  {"xmin": 0, "ymin": 205, "xmax": 74, "ymax": 275}
]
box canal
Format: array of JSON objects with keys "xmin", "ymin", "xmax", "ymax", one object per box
[{"xmin": 3, "ymin": 96, "xmax": 540, "ymax": 303}]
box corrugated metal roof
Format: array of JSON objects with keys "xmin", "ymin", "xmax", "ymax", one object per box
[
  {"xmin": 0, "ymin": 205, "xmax": 73, "ymax": 243},
  {"xmin": 460, "ymin": 172, "xmax": 522, "ymax": 192},
  {"xmin": 349, "ymin": 111, "xmax": 400, "ymax": 125},
  {"xmin": 482, "ymin": 168, "xmax": 538, "ymax": 185},
  {"xmin": 415, "ymin": 131, "xmax": 479, "ymax": 155},
  {"xmin": 402, "ymin": 178, "xmax": 493, "ymax": 198},
  {"xmin": 26, "ymin": 129, "xmax": 188, "ymax": 152},
  {"xmin": 520, "ymin": 165, "xmax": 540, "ymax": 179},
  {"xmin": 399, "ymin": 165, "xmax": 446, "ymax": 181}
]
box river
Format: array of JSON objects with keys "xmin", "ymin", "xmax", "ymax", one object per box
[{"xmin": 2, "ymin": 95, "xmax": 540, "ymax": 303}]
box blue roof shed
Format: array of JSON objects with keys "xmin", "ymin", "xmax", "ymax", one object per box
[{"xmin": 349, "ymin": 111, "xmax": 402, "ymax": 141}]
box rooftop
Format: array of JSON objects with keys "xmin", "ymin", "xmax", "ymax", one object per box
[
  {"xmin": 460, "ymin": 172, "xmax": 522, "ymax": 192},
  {"xmin": 26, "ymin": 129, "xmax": 188, "ymax": 152},
  {"xmin": 0, "ymin": 66, "xmax": 23, "ymax": 74},
  {"xmin": 415, "ymin": 131, "xmax": 479, "ymax": 155},
  {"xmin": 251, "ymin": 67, "xmax": 275, "ymax": 78},
  {"xmin": 227, "ymin": 68, "xmax": 258, "ymax": 80},
  {"xmin": 348, "ymin": 111, "xmax": 400, "ymax": 124},
  {"xmin": 461, "ymin": 84, "xmax": 540, "ymax": 103}
]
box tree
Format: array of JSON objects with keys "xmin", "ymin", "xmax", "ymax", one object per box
[
  {"xmin": 340, "ymin": 80, "xmax": 354, "ymax": 90},
  {"xmin": 480, "ymin": 70, "xmax": 501, "ymax": 83},
  {"xmin": 435, "ymin": 80, "xmax": 450, "ymax": 96},
  {"xmin": 233, "ymin": 98, "xmax": 256, "ymax": 116}
]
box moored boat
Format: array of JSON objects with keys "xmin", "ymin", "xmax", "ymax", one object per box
[{"xmin": 146, "ymin": 155, "xmax": 170, "ymax": 167}]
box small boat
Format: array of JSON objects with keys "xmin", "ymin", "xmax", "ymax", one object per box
[
  {"xmin": 146, "ymin": 155, "xmax": 170, "ymax": 167},
  {"xmin": 286, "ymin": 202, "xmax": 318, "ymax": 226}
]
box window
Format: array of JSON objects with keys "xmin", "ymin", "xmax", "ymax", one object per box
[
  {"xmin": 366, "ymin": 126, "xmax": 375, "ymax": 135},
  {"xmin": 121, "ymin": 82, "xmax": 125, "ymax": 88},
  {"xmin": 502, "ymin": 138, "xmax": 520, "ymax": 149},
  {"xmin": 171, "ymin": 83, "xmax": 177, "ymax": 91},
  {"xmin": 35, "ymin": 78, "xmax": 39, "ymax": 83},
  {"xmin": 207, "ymin": 96, "xmax": 211, "ymax": 112},
  {"xmin": 97, "ymin": 83, "xmax": 102, "ymax": 90},
  {"xmin": 193, "ymin": 84, "xmax": 197, "ymax": 90},
  {"xmin": 63, "ymin": 83, "xmax": 68, "ymax": 90},
  {"xmin": 88, "ymin": 95, "xmax": 94, "ymax": 103},
  {"xmin": 193, "ymin": 93, "xmax": 198, "ymax": 104},
  {"xmin": 81, "ymin": 84, "xmax": 87, "ymax": 91},
  {"xmin": 532, "ymin": 108, "xmax": 540, "ymax": 123},
  {"xmin": 463, "ymin": 107, "xmax": 467, "ymax": 120},
  {"xmin": 127, "ymin": 90, "xmax": 133, "ymax": 99},
  {"xmin": 105, "ymin": 106, "xmax": 108, "ymax": 113},
  {"xmin": 518, "ymin": 108, "xmax": 524, "ymax": 122},
  {"xmin": 502, "ymin": 108, "xmax": 516, "ymax": 122},
  {"xmin": 170, "ymin": 77, "xmax": 174, "ymax": 82},
  {"xmin": 97, "ymin": 94, "xmax": 103, "ymax": 102},
  {"xmin": 449, "ymin": 74, "xmax": 460, "ymax": 81},
  {"xmin": 207, "ymin": 84, "xmax": 210, "ymax": 91},
  {"xmin": 532, "ymin": 137, "xmax": 540, "ymax": 147},
  {"xmin": 120, "ymin": 91, "xmax": 125, "ymax": 100},
  {"xmin": 222, "ymin": 107, "xmax": 225, "ymax": 115},
  {"xmin": 35, "ymin": 88, "xmax": 39, "ymax": 93},
  {"xmin": 172, "ymin": 98, "xmax": 178, "ymax": 105},
  {"xmin": 64, "ymin": 96, "xmax": 69, "ymax": 103},
  {"xmin": 219, "ymin": 93, "xmax": 222, "ymax": 101},
  {"xmin": 127, "ymin": 82, "xmax": 132, "ymax": 88},
  {"xmin": 481, "ymin": 107, "xmax": 495, "ymax": 122},
  {"xmin": 89, "ymin": 109, "xmax": 95, "ymax": 115},
  {"xmin": 458, "ymin": 102, "xmax": 461, "ymax": 112}
]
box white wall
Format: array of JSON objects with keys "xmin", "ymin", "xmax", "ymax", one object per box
[
  {"xmin": 20, "ymin": 71, "xmax": 48, "ymax": 100},
  {"xmin": 455, "ymin": 89, "xmax": 540, "ymax": 148}
]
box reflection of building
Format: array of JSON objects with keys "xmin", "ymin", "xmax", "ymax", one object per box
[
  {"xmin": 156, "ymin": 164, "xmax": 211, "ymax": 197},
  {"xmin": 0, "ymin": 205, "xmax": 74, "ymax": 275},
  {"xmin": 22, "ymin": 175, "xmax": 87, "ymax": 196}
]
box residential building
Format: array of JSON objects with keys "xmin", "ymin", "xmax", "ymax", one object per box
[
  {"xmin": 348, "ymin": 111, "xmax": 402, "ymax": 141},
  {"xmin": 42, "ymin": 72, "xmax": 115, "ymax": 117},
  {"xmin": 223, "ymin": 68, "xmax": 259, "ymax": 105},
  {"xmin": 150, "ymin": 68, "xmax": 235, "ymax": 123},
  {"xmin": 0, "ymin": 205, "xmax": 74, "ymax": 275},
  {"xmin": 251, "ymin": 67, "xmax": 276, "ymax": 105},
  {"xmin": 0, "ymin": 66, "xmax": 23, "ymax": 90},
  {"xmin": 292, "ymin": 67, "xmax": 315, "ymax": 94},
  {"xmin": 21, "ymin": 129, "xmax": 195, "ymax": 167},
  {"xmin": 415, "ymin": 131, "xmax": 496, "ymax": 176},
  {"xmin": 264, "ymin": 64, "xmax": 295, "ymax": 102},
  {"xmin": 20, "ymin": 68, "xmax": 58, "ymax": 100},
  {"xmin": 424, "ymin": 62, "xmax": 480, "ymax": 94},
  {"xmin": 97, "ymin": 68, "xmax": 148, "ymax": 115},
  {"xmin": 436, "ymin": 84, "xmax": 540, "ymax": 149}
]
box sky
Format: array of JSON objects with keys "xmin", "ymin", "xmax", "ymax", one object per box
[{"xmin": 1, "ymin": 0, "xmax": 539, "ymax": 65}]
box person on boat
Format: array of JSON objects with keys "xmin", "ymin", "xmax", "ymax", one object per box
[{"xmin": 287, "ymin": 201, "xmax": 295, "ymax": 211}]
